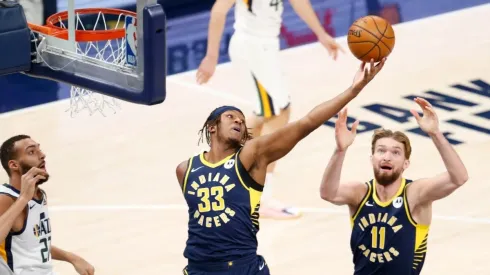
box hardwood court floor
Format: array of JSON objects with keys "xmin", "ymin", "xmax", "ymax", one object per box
[{"xmin": 1, "ymin": 3, "xmax": 490, "ymax": 274}]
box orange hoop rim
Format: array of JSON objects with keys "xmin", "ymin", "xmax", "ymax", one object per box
[{"xmin": 28, "ymin": 8, "xmax": 137, "ymax": 42}]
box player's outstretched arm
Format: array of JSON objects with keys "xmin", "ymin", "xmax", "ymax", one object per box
[
  {"xmin": 243, "ymin": 59, "xmax": 386, "ymax": 167},
  {"xmin": 0, "ymin": 167, "xmax": 46, "ymax": 242},
  {"xmin": 407, "ymin": 97, "xmax": 469, "ymax": 206},
  {"xmin": 51, "ymin": 246, "xmax": 95, "ymax": 275},
  {"xmin": 196, "ymin": 0, "xmax": 235, "ymax": 84},
  {"xmin": 319, "ymin": 108, "xmax": 367, "ymax": 206},
  {"xmin": 289, "ymin": 0, "xmax": 344, "ymax": 60}
]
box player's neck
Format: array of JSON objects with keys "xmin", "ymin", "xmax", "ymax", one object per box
[
  {"xmin": 9, "ymin": 175, "xmax": 40, "ymax": 200},
  {"xmin": 375, "ymin": 177, "xmax": 403, "ymax": 202},
  {"xmin": 8, "ymin": 174, "xmax": 22, "ymax": 191},
  {"xmin": 207, "ymin": 143, "xmax": 237, "ymax": 163}
]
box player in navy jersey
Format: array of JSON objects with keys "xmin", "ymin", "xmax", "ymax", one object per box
[
  {"xmin": 319, "ymin": 97, "xmax": 469, "ymax": 275},
  {"xmin": 176, "ymin": 59, "xmax": 386, "ymax": 274}
]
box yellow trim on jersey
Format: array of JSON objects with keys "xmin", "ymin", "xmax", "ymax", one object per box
[
  {"xmin": 249, "ymin": 188, "xmax": 262, "ymax": 215},
  {"xmin": 414, "ymin": 225, "xmax": 429, "ymax": 251},
  {"xmin": 351, "ymin": 181, "xmax": 372, "ymax": 227},
  {"xmin": 182, "ymin": 157, "xmax": 194, "ymax": 192},
  {"xmin": 402, "ymin": 184, "xmax": 430, "ymax": 252},
  {"xmin": 372, "ymin": 178, "xmax": 406, "ymax": 207},
  {"xmin": 232, "ymin": 151, "xmax": 263, "ymax": 215},
  {"xmin": 233, "ymin": 153, "xmax": 250, "ymax": 191},
  {"xmin": 199, "ymin": 152, "xmax": 235, "ymax": 168},
  {"xmin": 0, "ymin": 240, "xmax": 6, "ymax": 263}
]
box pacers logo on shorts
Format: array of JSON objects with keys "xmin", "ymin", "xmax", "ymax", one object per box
[
  {"xmin": 356, "ymin": 213, "xmax": 403, "ymax": 263},
  {"xmin": 187, "ymin": 171, "xmax": 237, "ymax": 228}
]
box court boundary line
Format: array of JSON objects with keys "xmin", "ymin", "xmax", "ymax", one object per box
[{"xmin": 48, "ymin": 204, "xmax": 490, "ymax": 225}]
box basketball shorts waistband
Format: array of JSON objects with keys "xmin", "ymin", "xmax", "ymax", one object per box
[{"xmin": 187, "ymin": 254, "xmax": 259, "ymax": 272}]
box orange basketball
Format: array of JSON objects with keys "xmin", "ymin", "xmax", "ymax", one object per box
[{"xmin": 347, "ymin": 15, "xmax": 395, "ymax": 62}]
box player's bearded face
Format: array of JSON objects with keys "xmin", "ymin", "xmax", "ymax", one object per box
[
  {"xmin": 371, "ymin": 138, "xmax": 407, "ymax": 186},
  {"xmin": 373, "ymin": 164, "xmax": 403, "ymax": 186},
  {"xmin": 19, "ymin": 161, "xmax": 49, "ymax": 185}
]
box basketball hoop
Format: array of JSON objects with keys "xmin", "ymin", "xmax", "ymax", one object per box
[{"xmin": 28, "ymin": 8, "xmax": 138, "ymax": 117}]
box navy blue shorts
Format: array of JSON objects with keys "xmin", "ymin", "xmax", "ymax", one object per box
[{"xmin": 183, "ymin": 254, "xmax": 270, "ymax": 275}]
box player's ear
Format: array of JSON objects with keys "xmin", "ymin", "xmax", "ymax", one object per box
[
  {"xmin": 8, "ymin": 160, "xmax": 19, "ymax": 173},
  {"xmin": 208, "ymin": 124, "xmax": 216, "ymax": 133},
  {"xmin": 403, "ymin": 159, "xmax": 410, "ymax": 170}
]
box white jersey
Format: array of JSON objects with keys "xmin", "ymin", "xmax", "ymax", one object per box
[
  {"xmin": 233, "ymin": 0, "xmax": 284, "ymax": 38},
  {"xmin": 0, "ymin": 184, "xmax": 54, "ymax": 275}
]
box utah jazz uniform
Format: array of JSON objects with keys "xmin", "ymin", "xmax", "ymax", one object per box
[
  {"xmin": 350, "ymin": 179, "xmax": 430, "ymax": 275},
  {"xmin": 0, "ymin": 183, "xmax": 54, "ymax": 275},
  {"xmin": 182, "ymin": 150, "xmax": 269, "ymax": 274},
  {"xmin": 228, "ymin": 0, "xmax": 290, "ymax": 118}
]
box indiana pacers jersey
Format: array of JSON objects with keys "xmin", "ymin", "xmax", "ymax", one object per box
[
  {"xmin": 0, "ymin": 184, "xmax": 54, "ymax": 275},
  {"xmin": 182, "ymin": 149, "xmax": 263, "ymax": 263},
  {"xmin": 234, "ymin": 0, "xmax": 284, "ymax": 37},
  {"xmin": 350, "ymin": 179, "xmax": 430, "ymax": 275}
]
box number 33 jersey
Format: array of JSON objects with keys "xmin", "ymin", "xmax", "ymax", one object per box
[
  {"xmin": 350, "ymin": 179, "xmax": 430, "ymax": 275},
  {"xmin": 182, "ymin": 150, "xmax": 263, "ymax": 263},
  {"xmin": 0, "ymin": 183, "xmax": 53, "ymax": 275}
]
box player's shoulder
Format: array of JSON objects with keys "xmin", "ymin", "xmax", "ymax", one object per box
[
  {"xmin": 0, "ymin": 187, "xmax": 16, "ymax": 213},
  {"xmin": 176, "ymin": 159, "xmax": 189, "ymax": 173},
  {"xmin": 176, "ymin": 150, "xmax": 202, "ymax": 170},
  {"xmin": 0, "ymin": 183, "xmax": 19, "ymax": 199},
  {"xmin": 345, "ymin": 180, "xmax": 372, "ymax": 205},
  {"xmin": 176, "ymin": 153, "xmax": 201, "ymax": 187}
]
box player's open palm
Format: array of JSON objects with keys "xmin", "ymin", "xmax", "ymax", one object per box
[
  {"xmin": 196, "ymin": 55, "xmax": 218, "ymax": 85},
  {"xmin": 410, "ymin": 97, "xmax": 439, "ymax": 135},
  {"xmin": 351, "ymin": 58, "xmax": 386, "ymax": 92},
  {"xmin": 19, "ymin": 167, "xmax": 46, "ymax": 201},
  {"xmin": 335, "ymin": 108, "xmax": 359, "ymax": 151}
]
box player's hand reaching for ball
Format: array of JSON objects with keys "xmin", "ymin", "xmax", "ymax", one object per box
[
  {"xmin": 410, "ymin": 97, "xmax": 440, "ymax": 136},
  {"xmin": 351, "ymin": 58, "xmax": 386, "ymax": 92},
  {"xmin": 334, "ymin": 108, "xmax": 359, "ymax": 152},
  {"xmin": 196, "ymin": 55, "xmax": 218, "ymax": 85},
  {"xmin": 19, "ymin": 167, "xmax": 47, "ymax": 201}
]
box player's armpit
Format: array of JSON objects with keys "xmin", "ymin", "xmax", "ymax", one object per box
[
  {"xmin": 176, "ymin": 160, "xmax": 189, "ymax": 190},
  {"xmin": 321, "ymin": 181, "xmax": 367, "ymax": 207},
  {"xmin": 407, "ymin": 172, "xmax": 467, "ymax": 207},
  {"xmin": 246, "ymin": 86, "xmax": 359, "ymax": 166},
  {"xmin": 245, "ymin": 118, "xmax": 313, "ymax": 167}
]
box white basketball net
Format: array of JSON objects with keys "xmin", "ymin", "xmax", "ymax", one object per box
[{"xmin": 40, "ymin": 11, "xmax": 131, "ymax": 117}]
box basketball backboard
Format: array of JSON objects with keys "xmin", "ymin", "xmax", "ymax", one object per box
[{"xmin": 0, "ymin": 0, "xmax": 167, "ymax": 115}]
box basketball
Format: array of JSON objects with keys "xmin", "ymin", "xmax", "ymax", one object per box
[{"xmin": 347, "ymin": 15, "xmax": 395, "ymax": 62}]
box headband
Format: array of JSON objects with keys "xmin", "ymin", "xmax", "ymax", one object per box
[{"xmin": 206, "ymin": 105, "xmax": 244, "ymax": 122}]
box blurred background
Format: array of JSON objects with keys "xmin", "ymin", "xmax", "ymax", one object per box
[{"xmin": 0, "ymin": 0, "xmax": 487, "ymax": 113}]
